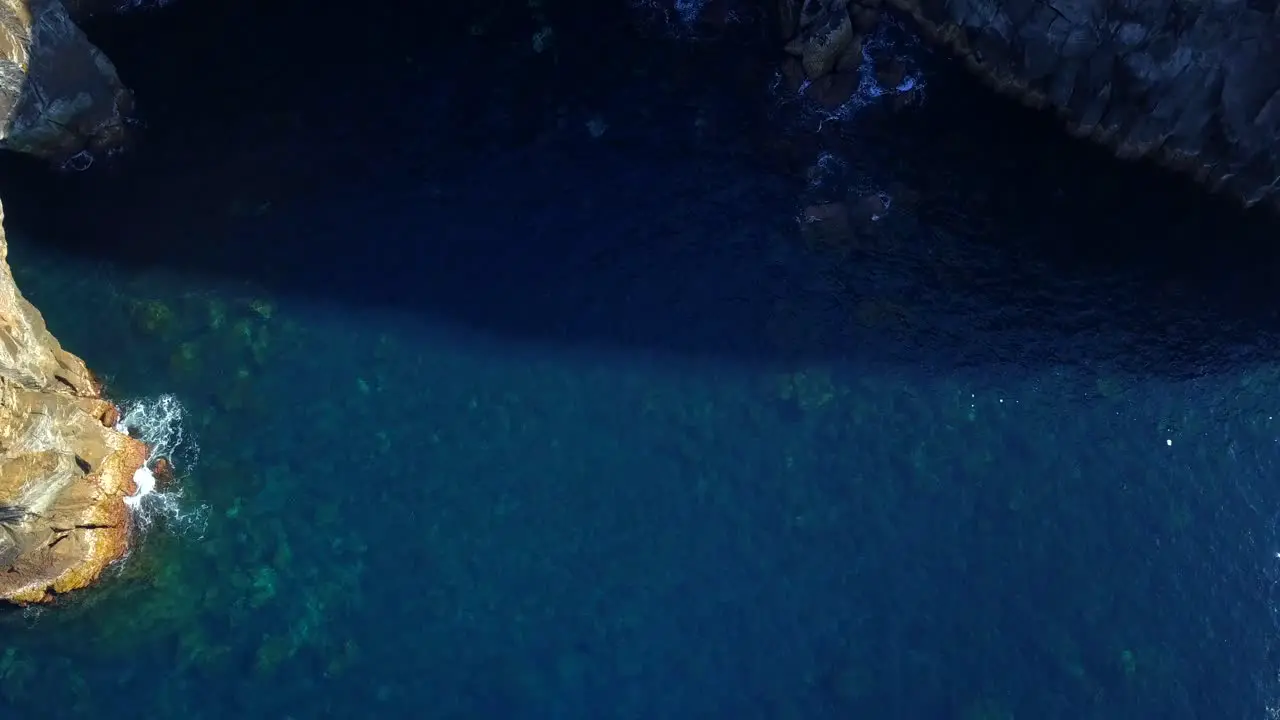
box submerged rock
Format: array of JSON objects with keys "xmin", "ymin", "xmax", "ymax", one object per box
[
  {"xmin": 0, "ymin": 0, "xmax": 133, "ymax": 162},
  {"xmin": 777, "ymin": 0, "xmax": 1280, "ymax": 209},
  {"xmin": 0, "ymin": 199, "xmax": 146, "ymax": 604}
]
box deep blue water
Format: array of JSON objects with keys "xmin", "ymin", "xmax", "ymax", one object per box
[{"xmin": 0, "ymin": 1, "xmax": 1279, "ymax": 718}]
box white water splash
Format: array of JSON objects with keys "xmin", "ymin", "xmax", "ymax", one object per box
[
  {"xmin": 770, "ymin": 21, "xmax": 926, "ymax": 128},
  {"xmin": 123, "ymin": 466, "xmax": 155, "ymax": 509},
  {"xmin": 115, "ymin": 394, "xmax": 207, "ymax": 536}
]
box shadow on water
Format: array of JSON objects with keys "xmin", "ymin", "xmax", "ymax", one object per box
[
  {"xmin": 0, "ymin": 4, "xmax": 1279, "ymax": 720},
  {"xmin": 0, "ymin": 0, "xmax": 1276, "ymax": 378}
]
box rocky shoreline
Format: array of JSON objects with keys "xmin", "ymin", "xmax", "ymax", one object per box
[
  {"xmin": 778, "ymin": 0, "xmax": 1280, "ymax": 210},
  {"xmin": 0, "ymin": 196, "xmax": 146, "ymax": 605},
  {"xmin": 0, "ymin": 0, "xmax": 141, "ymax": 605}
]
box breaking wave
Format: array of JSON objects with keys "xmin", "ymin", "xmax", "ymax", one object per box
[
  {"xmin": 114, "ymin": 394, "xmax": 207, "ymax": 537},
  {"xmin": 769, "ymin": 20, "xmax": 927, "ymax": 127}
]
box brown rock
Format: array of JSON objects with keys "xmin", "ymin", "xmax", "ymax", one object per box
[
  {"xmin": 834, "ymin": 34, "xmax": 863, "ymax": 74},
  {"xmin": 0, "ymin": 0, "xmax": 134, "ymax": 162},
  {"xmin": 150, "ymin": 455, "xmax": 174, "ymax": 486},
  {"xmin": 800, "ymin": 7, "xmax": 853, "ymax": 80},
  {"xmin": 0, "ymin": 199, "xmax": 146, "ymax": 605},
  {"xmin": 99, "ymin": 401, "xmax": 119, "ymax": 427}
]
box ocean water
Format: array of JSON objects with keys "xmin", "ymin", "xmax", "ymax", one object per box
[{"xmin": 0, "ymin": 1, "xmax": 1278, "ymax": 718}]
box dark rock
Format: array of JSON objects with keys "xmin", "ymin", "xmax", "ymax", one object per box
[{"xmin": 776, "ymin": 0, "xmax": 1280, "ymax": 211}]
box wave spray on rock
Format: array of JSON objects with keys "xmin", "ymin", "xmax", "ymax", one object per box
[{"xmin": 114, "ymin": 394, "xmax": 206, "ymax": 536}]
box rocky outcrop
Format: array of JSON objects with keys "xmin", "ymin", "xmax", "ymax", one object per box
[
  {"xmin": 779, "ymin": 0, "xmax": 1280, "ymax": 208},
  {"xmin": 0, "ymin": 0, "xmax": 142, "ymax": 605},
  {"xmin": 778, "ymin": 0, "xmax": 900, "ymax": 108},
  {"xmin": 0, "ymin": 0, "xmax": 133, "ymax": 162},
  {"xmin": 0, "ymin": 199, "xmax": 146, "ymax": 605}
]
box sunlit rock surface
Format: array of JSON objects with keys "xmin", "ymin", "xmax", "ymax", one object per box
[
  {"xmin": 778, "ymin": 0, "xmax": 1280, "ymax": 208},
  {"xmin": 0, "ymin": 200, "xmax": 145, "ymax": 604},
  {"xmin": 0, "ymin": 0, "xmax": 132, "ymax": 161}
]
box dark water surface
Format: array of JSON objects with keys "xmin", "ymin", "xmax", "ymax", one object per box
[{"xmin": 0, "ymin": 0, "xmax": 1278, "ymax": 718}]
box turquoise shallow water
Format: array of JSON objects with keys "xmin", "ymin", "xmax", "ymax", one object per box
[{"xmin": 0, "ymin": 0, "xmax": 1278, "ymax": 717}]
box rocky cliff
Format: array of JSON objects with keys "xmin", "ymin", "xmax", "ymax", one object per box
[
  {"xmin": 778, "ymin": 0, "xmax": 1280, "ymax": 208},
  {"xmin": 0, "ymin": 0, "xmax": 132, "ymax": 161},
  {"xmin": 0, "ymin": 197, "xmax": 146, "ymax": 605},
  {"xmin": 0, "ymin": 0, "xmax": 141, "ymax": 605}
]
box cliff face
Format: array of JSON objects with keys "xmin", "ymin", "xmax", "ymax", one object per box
[
  {"xmin": 0, "ymin": 198, "xmax": 146, "ymax": 605},
  {"xmin": 0, "ymin": 0, "xmax": 143, "ymax": 604},
  {"xmin": 779, "ymin": 0, "xmax": 1280, "ymax": 208}
]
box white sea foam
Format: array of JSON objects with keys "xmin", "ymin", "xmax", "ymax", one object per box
[
  {"xmin": 123, "ymin": 466, "xmax": 155, "ymax": 509},
  {"xmin": 769, "ymin": 21, "xmax": 926, "ymax": 129},
  {"xmin": 115, "ymin": 394, "xmax": 207, "ymax": 536}
]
